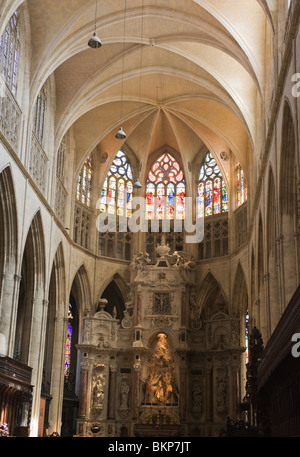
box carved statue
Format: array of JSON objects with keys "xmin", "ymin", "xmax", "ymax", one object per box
[
  {"xmin": 216, "ymin": 377, "xmax": 227, "ymax": 414},
  {"xmin": 92, "ymin": 374, "xmax": 105, "ymax": 410},
  {"xmin": 189, "ymin": 292, "xmax": 202, "ymax": 329},
  {"xmin": 130, "ymin": 252, "xmax": 151, "ymax": 271},
  {"xmin": 143, "ymin": 333, "xmax": 179, "ymax": 405},
  {"xmin": 120, "ymin": 381, "xmax": 130, "ymax": 414}
]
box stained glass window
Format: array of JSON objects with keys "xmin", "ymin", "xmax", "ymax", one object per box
[
  {"xmin": 33, "ymin": 84, "xmax": 47, "ymax": 144},
  {"xmin": 0, "ymin": 11, "xmax": 19, "ymax": 96},
  {"xmin": 64, "ymin": 303, "xmax": 73, "ymax": 377},
  {"xmin": 197, "ymin": 152, "xmax": 228, "ymax": 218},
  {"xmin": 77, "ymin": 156, "xmax": 92, "ymax": 207},
  {"xmin": 146, "ymin": 152, "xmax": 185, "ymax": 220},
  {"xmin": 245, "ymin": 309, "xmax": 250, "ymax": 364},
  {"xmin": 99, "ymin": 150, "xmax": 133, "ymax": 217},
  {"xmin": 236, "ymin": 163, "xmax": 247, "ymax": 207}
]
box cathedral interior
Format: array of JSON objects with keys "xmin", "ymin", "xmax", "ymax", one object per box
[{"xmin": 0, "ymin": 0, "xmax": 300, "ymax": 439}]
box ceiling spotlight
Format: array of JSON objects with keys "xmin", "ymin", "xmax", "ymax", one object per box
[
  {"xmin": 88, "ymin": 0, "xmax": 101, "ymax": 49},
  {"xmin": 88, "ymin": 31, "xmax": 102, "ymax": 49},
  {"xmin": 115, "ymin": 126, "xmax": 126, "ymax": 140},
  {"xmin": 133, "ymin": 178, "xmax": 142, "ymax": 189}
]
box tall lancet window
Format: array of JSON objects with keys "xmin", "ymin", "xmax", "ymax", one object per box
[
  {"xmin": 146, "ymin": 152, "xmax": 185, "ymax": 220},
  {"xmin": 76, "ymin": 156, "xmax": 92, "ymax": 207},
  {"xmin": 197, "ymin": 152, "xmax": 228, "ymax": 218},
  {"xmin": 236, "ymin": 163, "xmax": 247, "ymax": 207},
  {"xmin": 33, "ymin": 84, "xmax": 47, "ymax": 144},
  {"xmin": 99, "ymin": 150, "xmax": 133, "ymax": 218},
  {"xmin": 64, "ymin": 303, "xmax": 73, "ymax": 378},
  {"xmin": 0, "ymin": 11, "xmax": 19, "ymax": 96}
]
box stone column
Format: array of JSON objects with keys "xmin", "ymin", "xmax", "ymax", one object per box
[
  {"xmin": 136, "ymin": 285, "xmax": 142, "ymax": 326},
  {"xmin": 230, "ymin": 360, "xmax": 240, "ymax": 419},
  {"xmin": 0, "ymin": 272, "xmax": 22, "ymax": 357},
  {"xmin": 205, "ymin": 364, "xmax": 213, "ymax": 421},
  {"xmin": 178, "ymin": 352, "xmax": 188, "ymax": 421},
  {"xmin": 29, "ymin": 297, "xmax": 49, "ymax": 437},
  {"xmin": 107, "ymin": 363, "xmax": 117, "ymax": 420},
  {"xmin": 276, "ymin": 234, "xmax": 285, "ymax": 315},
  {"xmin": 133, "ymin": 356, "xmax": 141, "ymax": 420},
  {"xmin": 78, "ymin": 359, "xmax": 89, "ymax": 418}
]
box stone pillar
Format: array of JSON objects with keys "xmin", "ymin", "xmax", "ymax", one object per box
[
  {"xmin": 107, "ymin": 363, "xmax": 117, "ymax": 420},
  {"xmin": 133, "ymin": 356, "xmax": 141, "ymax": 420},
  {"xmin": 205, "ymin": 364, "xmax": 213, "ymax": 422},
  {"xmin": 178, "ymin": 352, "xmax": 187, "ymax": 421},
  {"xmin": 29, "ymin": 297, "xmax": 49, "ymax": 437},
  {"xmin": 78, "ymin": 359, "xmax": 89, "ymax": 418},
  {"xmin": 231, "ymin": 361, "xmax": 240, "ymax": 419},
  {"xmin": 0, "ymin": 272, "xmax": 21, "ymax": 357},
  {"xmin": 136, "ymin": 286, "xmax": 142, "ymax": 326},
  {"xmin": 276, "ymin": 234, "xmax": 285, "ymax": 314},
  {"xmin": 263, "ymin": 273, "xmax": 271, "ymax": 340}
]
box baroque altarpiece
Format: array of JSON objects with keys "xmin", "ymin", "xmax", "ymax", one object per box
[{"xmin": 76, "ymin": 238, "xmax": 243, "ymax": 437}]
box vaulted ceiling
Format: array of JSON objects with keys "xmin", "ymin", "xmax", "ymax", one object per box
[{"xmin": 2, "ymin": 0, "xmax": 275, "ymax": 179}]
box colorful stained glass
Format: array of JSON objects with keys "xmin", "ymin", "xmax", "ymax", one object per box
[
  {"xmin": 100, "ymin": 150, "xmax": 133, "ymax": 218},
  {"xmin": 245, "ymin": 309, "xmax": 250, "ymax": 364},
  {"xmin": 146, "ymin": 183, "xmax": 155, "ymax": 220},
  {"xmin": 198, "ymin": 152, "xmax": 228, "ymax": 218},
  {"xmin": 76, "ymin": 156, "xmax": 92, "ymax": 207},
  {"xmin": 146, "ymin": 152, "xmax": 185, "ymax": 220},
  {"xmin": 236, "ymin": 163, "xmax": 247, "ymax": 207},
  {"xmin": 64, "ymin": 304, "xmax": 73, "ymax": 377}
]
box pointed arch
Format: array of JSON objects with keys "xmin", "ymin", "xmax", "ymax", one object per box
[
  {"xmin": 232, "ymin": 262, "xmax": 248, "ymax": 318},
  {"xmin": 100, "ymin": 273, "xmax": 127, "ymax": 320},
  {"xmin": 42, "ymin": 242, "xmax": 66, "ymax": 430},
  {"xmin": 279, "ymin": 99, "xmax": 297, "ymax": 217},
  {"xmin": 145, "ymin": 150, "xmax": 186, "ymax": 220},
  {"xmin": 197, "ymin": 151, "xmax": 228, "ymax": 218},
  {"xmin": 0, "ymin": 165, "xmax": 18, "ymax": 356},
  {"xmin": 70, "ymin": 264, "xmax": 92, "ymax": 316},
  {"xmin": 99, "ymin": 150, "xmax": 134, "ymax": 219},
  {"xmin": 279, "ymin": 99, "xmax": 299, "ymax": 305},
  {"xmin": 13, "ymin": 210, "xmax": 46, "ymax": 363},
  {"xmin": 0, "ymin": 165, "xmax": 18, "ymax": 273},
  {"xmin": 197, "ymin": 271, "xmax": 228, "ymax": 318}
]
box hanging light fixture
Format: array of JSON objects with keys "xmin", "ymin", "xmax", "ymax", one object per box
[
  {"xmin": 115, "ymin": 126, "xmax": 126, "ymax": 140},
  {"xmin": 88, "ymin": 0, "xmax": 102, "ymax": 48},
  {"xmin": 133, "ymin": 178, "xmax": 142, "ymax": 189},
  {"xmin": 116, "ymin": 0, "xmax": 127, "ymax": 139}
]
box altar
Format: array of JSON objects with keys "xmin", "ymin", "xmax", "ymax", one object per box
[{"xmin": 76, "ymin": 237, "xmax": 243, "ymax": 437}]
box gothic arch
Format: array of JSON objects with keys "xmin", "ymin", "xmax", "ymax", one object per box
[
  {"xmin": 197, "ymin": 271, "xmax": 228, "ymax": 318},
  {"xmin": 100, "ymin": 273, "xmax": 128, "ymax": 320},
  {"xmin": 43, "ymin": 243, "xmax": 66, "ymax": 435},
  {"xmin": 69, "ymin": 264, "xmax": 92, "ymax": 317},
  {"xmin": 232, "ymin": 262, "xmax": 248, "ymax": 318},
  {"xmin": 279, "ymin": 99, "xmax": 299, "ymax": 305},
  {"xmin": 13, "ymin": 210, "xmax": 46, "ymax": 364},
  {"xmin": 0, "ymin": 165, "xmax": 18, "ymax": 274},
  {"xmin": 279, "ymin": 99, "xmax": 297, "ymax": 218},
  {"xmin": 0, "ymin": 165, "xmax": 18, "ymax": 355}
]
